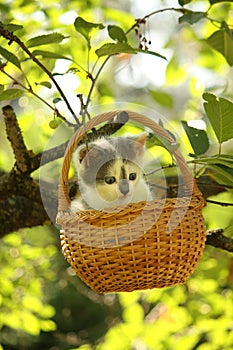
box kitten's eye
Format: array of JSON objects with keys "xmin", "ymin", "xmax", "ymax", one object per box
[
  {"xmin": 105, "ymin": 176, "xmax": 116, "ymax": 184},
  {"xmin": 129, "ymin": 173, "xmax": 137, "ymax": 181}
]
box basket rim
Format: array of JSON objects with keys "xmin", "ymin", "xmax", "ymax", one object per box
[
  {"xmin": 57, "ymin": 110, "xmax": 200, "ymax": 212},
  {"xmin": 57, "ymin": 191, "xmax": 206, "ymax": 218}
]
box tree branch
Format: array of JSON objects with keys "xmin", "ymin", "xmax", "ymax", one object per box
[
  {"xmin": 31, "ymin": 142, "xmax": 69, "ymax": 171},
  {"xmin": 206, "ymin": 229, "xmax": 233, "ymax": 253},
  {"xmin": 0, "ymin": 170, "xmax": 53, "ymax": 237},
  {"xmin": 3, "ymin": 105, "xmax": 33, "ymax": 173},
  {"xmin": 0, "ymin": 194, "xmax": 50, "ymax": 238}
]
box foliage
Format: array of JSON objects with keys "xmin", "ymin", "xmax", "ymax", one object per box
[
  {"xmin": 0, "ymin": 228, "xmax": 56, "ymax": 344},
  {"xmin": 93, "ymin": 254, "xmax": 233, "ymax": 350},
  {"xmin": 0, "ymin": 0, "xmax": 233, "ymax": 349}
]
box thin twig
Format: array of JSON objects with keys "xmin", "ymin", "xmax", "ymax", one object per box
[
  {"xmin": 85, "ymin": 56, "xmax": 111, "ymax": 109},
  {"xmin": 0, "ymin": 22, "xmax": 80, "ymax": 126},
  {"xmin": 145, "ymin": 164, "xmax": 176, "ymax": 176},
  {"xmin": 125, "ymin": 7, "xmax": 186, "ymax": 35}
]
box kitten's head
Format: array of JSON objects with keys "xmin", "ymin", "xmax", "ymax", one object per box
[{"xmin": 73, "ymin": 133, "xmax": 147, "ymax": 208}]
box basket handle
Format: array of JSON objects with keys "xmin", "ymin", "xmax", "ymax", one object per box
[{"xmin": 58, "ymin": 110, "xmax": 198, "ymax": 211}]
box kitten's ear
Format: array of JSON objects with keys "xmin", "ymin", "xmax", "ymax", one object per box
[
  {"xmin": 132, "ymin": 132, "xmax": 148, "ymax": 155},
  {"xmin": 78, "ymin": 146, "xmax": 89, "ymax": 162},
  {"xmin": 73, "ymin": 144, "xmax": 104, "ymax": 169},
  {"xmin": 72, "ymin": 145, "xmax": 89, "ymax": 170},
  {"xmin": 134, "ymin": 132, "xmax": 148, "ymax": 145},
  {"xmin": 73, "ymin": 137, "xmax": 114, "ymax": 169}
]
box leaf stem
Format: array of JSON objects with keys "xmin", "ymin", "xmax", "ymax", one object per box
[
  {"xmin": 85, "ymin": 56, "xmax": 111, "ymax": 109},
  {"xmin": 125, "ymin": 7, "xmax": 186, "ymax": 35},
  {"xmin": 87, "ymin": 47, "xmax": 91, "ymax": 73},
  {"xmin": 218, "ymin": 143, "xmax": 222, "ymax": 156}
]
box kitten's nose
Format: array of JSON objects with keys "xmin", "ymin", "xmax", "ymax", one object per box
[{"xmin": 119, "ymin": 179, "xmax": 129, "ymax": 195}]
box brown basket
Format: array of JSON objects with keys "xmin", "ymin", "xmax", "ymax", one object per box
[{"xmin": 56, "ymin": 111, "xmax": 206, "ymax": 293}]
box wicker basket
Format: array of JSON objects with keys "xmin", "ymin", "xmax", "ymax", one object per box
[{"xmin": 56, "ymin": 111, "xmax": 206, "ymax": 293}]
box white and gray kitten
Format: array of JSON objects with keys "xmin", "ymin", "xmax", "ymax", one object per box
[{"xmin": 70, "ymin": 133, "xmax": 152, "ymax": 211}]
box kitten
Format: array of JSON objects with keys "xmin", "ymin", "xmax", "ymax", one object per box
[{"xmin": 70, "ymin": 133, "xmax": 152, "ymax": 211}]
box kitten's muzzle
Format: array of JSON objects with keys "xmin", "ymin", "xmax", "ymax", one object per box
[{"xmin": 119, "ymin": 179, "xmax": 130, "ymax": 195}]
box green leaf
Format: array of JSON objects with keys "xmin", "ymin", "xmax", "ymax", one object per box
[
  {"xmin": 182, "ymin": 121, "xmax": 210, "ymax": 155},
  {"xmin": 32, "ymin": 50, "xmax": 71, "ymax": 60},
  {"xmin": 149, "ymin": 90, "xmax": 174, "ymax": 108},
  {"xmin": 0, "ymin": 88, "xmax": 24, "ymax": 101},
  {"xmin": 0, "ymin": 46, "xmax": 21, "ymax": 69},
  {"xmin": 136, "ymin": 48, "xmax": 167, "ymax": 60},
  {"xmin": 35, "ymin": 81, "xmax": 52, "ymax": 89},
  {"xmin": 96, "ymin": 42, "xmax": 136, "ymax": 57},
  {"xmin": 95, "ymin": 43, "xmax": 166, "ymax": 60},
  {"xmin": 26, "ymin": 33, "xmax": 66, "ymax": 48},
  {"xmin": 206, "ymin": 29, "xmax": 233, "ymax": 66},
  {"xmin": 203, "ymin": 93, "xmax": 233, "ymax": 143},
  {"xmin": 178, "ymin": 0, "xmax": 192, "ymax": 5},
  {"xmin": 53, "ymin": 97, "xmax": 62, "ymax": 104},
  {"xmin": 0, "ymin": 84, "xmax": 4, "ymax": 94},
  {"xmin": 202, "ymin": 92, "xmax": 216, "ymax": 103},
  {"xmin": 179, "ymin": 11, "xmax": 206, "ymax": 25},
  {"xmin": 108, "ymin": 25, "xmax": 127, "ymax": 43},
  {"xmin": 74, "ymin": 17, "xmax": 104, "ymax": 47},
  {"xmin": 208, "ymin": 164, "xmax": 233, "ymax": 186},
  {"xmin": 2, "ymin": 23, "xmax": 23, "ymax": 32}
]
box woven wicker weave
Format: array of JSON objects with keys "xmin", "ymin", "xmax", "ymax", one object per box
[{"xmin": 56, "ymin": 111, "xmax": 206, "ymax": 293}]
